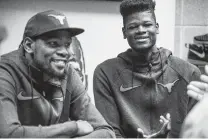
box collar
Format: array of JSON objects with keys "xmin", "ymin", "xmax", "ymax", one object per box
[{"xmin": 127, "ymin": 48, "xmax": 163, "ymax": 73}]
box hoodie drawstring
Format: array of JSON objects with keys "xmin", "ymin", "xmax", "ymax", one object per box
[
  {"xmin": 158, "ymin": 50, "xmax": 164, "ymax": 84},
  {"xmin": 28, "ymin": 65, "xmax": 34, "ymax": 107},
  {"xmin": 132, "ymin": 60, "xmax": 134, "ymax": 88}
]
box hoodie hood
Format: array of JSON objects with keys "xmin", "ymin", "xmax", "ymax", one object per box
[
  {"xmin": 118, "ymin": 47, "xmax": 172, "ymax": 74},
  {"xmin": 1, "ymin": 47, "xmax": 65, "ymax": 86},
  {"xmin": 0, "ymin": 47, "xmax": 67, "ymax": 99},
  {"xmin": 0, "ymin": 46, "xmax": 67, "ymax": 125},
  {"xmin": 1, "ymin": 47, "xmax": 45, "ymax": 86}
]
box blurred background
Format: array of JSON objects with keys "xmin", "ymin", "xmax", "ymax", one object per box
[{"xmin": 0, "ymin": 0, "xmax": 207, "ymax": 103}]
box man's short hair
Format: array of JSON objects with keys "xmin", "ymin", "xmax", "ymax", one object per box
[{"xmin": 120, "ymin": 0, "xmax": 156, "ymax": 22}]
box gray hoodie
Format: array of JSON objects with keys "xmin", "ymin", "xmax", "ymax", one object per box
[
  {"xmin": 0, "ymin": 47, "xmax": 115, "ymax": 138},
  {"xmin": 94, "ymin": 47, "xmax": 200, "ymax": 138}
]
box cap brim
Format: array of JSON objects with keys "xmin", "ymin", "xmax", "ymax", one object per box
[
  {"xmin": 68, "ymin": 27, "xmax": 84, "ymax": 37},
  {"xmin": 28, "ymin": 27, "xmax": 85, "ymax": 38}
]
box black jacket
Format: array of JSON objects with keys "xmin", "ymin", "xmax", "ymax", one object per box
[
  {"xmin": 0, "ymin": 47, "xmax": 115, "ymax": 138},
  {"xmin": 94, "ymin": 48, "xmax": 201, "ymax": 138}
]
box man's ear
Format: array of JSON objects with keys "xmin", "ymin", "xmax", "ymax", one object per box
[
  {"xmin": 23, "ymin": 37, "xmax": 35, "ymax": 54},
  {"xmin": 156, "ymin": 23, "xmax": 159, "ymax": 34},
  {"xmin": 122, "ymin": 27, "xmax": 127, "ymax": 39}
]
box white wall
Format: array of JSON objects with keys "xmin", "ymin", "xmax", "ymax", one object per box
[{"xmin": 0, "ymin": 0, "xmax": 175, "ymax": 103}]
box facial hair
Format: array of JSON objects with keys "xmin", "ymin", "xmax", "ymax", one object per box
[{"xmin": 32, "ymin": 53, "xmax": 66, "ymax": 79}]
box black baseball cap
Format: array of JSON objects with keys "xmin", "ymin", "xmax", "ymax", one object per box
[{"xmin": 23, "ymin": 10, "xmax": 84, "ymax": 38}]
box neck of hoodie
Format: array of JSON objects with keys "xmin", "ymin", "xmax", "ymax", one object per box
[
  {"xmin": 131, "ymin": 45, "xmax": 158, "ymax": 64},
  {"xmin": 118, "ymin": 46, "xmax": 171, "ymax": 74},
  {"xmin": 130, "ymin": 45, "xmax": 161, "ymax": 73}
]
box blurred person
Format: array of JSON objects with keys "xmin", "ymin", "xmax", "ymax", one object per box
[
  {"xmin": 181, "ymin": 65, "xmax": 208, "ymax": 138},
  {"xmin": 186, "ymin": 65, "xmax": 208, "ymax": 101},
  {"xmin": 93, "ymin": 0, "xmax": 201, "ymax": 138},
  {"xmin": 0, "ymin": 10, "xmax": 115, "ymax": 138}
]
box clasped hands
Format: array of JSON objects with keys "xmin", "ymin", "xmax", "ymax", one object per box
[
  {"xmin": 137, "ymin": 113, "xmax": 171, "ymax": 138},
  {"xmin": 76, "ymin": 120, "xmax": 94, "ymax": 136}
]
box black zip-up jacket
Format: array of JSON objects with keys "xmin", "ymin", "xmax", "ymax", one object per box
[
  {"xmin": 0, "ymin": 47, "xmax": 115, "ymax": 138},
  {"xmin": 94, "ymin": 48, "xmax": 200, "ymax": 138}
]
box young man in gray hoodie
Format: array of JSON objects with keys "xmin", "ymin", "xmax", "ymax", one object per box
[
  {"xmin": 0, "ymin": 10, "xmax": 115, "ymax": 138},
  {"xmin": 93, "ymin": 0, "xmax": 200, "ymax": 138},
  {"xmin": 181, "ymin": 65, "xmax": 208, "ymax": 138}
]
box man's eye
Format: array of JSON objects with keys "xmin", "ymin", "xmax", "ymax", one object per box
[
  {"xmin": 48, "ymin": 41, "xmax": 58, "ymax": 47},
  {"xmin": 65, "ymin": 42, "xmax": 71, "ymax": 48},
  {"xmin": 128, "ymin": 25, "xmax": 137, "ymax": 30},
  {"xmin": 144, "ymin": 23, "xmax": 153, "ymax": 27}
]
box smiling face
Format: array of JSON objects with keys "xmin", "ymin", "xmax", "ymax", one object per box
[
  {"xmin": 122, "ymin": 11, "xmax": 159, "ymax": 52},
  {"xmin": 32, "ymin": 30, "xmax": 72, "ymax": 78}
]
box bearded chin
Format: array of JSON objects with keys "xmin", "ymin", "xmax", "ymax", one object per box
[
  {"xmin": 47, "ymin": 68, "xmax": 66, "ymax": 79},
  {"xmin": 33, "ymin": 58, "xmax": 66, "ymax": 79}
]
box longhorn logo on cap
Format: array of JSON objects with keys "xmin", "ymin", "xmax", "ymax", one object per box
[{"xmin": 48, "ymin": 14, "xmax": 66, "ymax": 25}]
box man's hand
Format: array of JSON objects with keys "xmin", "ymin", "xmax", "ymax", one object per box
[
  {"xmin": 187, "ymin": 65, "xmax": 208, "ymax": 100},
  {"xmin": 137, "ymin": 113, "xmax": 171, "ymax": 138},
  {"xmin": 158, "ymin": 113, "xmax": 171, "ymax": 135},
  {"xmin": 76, "ymin": 120, "xmax": 94, "ymax": 136}
]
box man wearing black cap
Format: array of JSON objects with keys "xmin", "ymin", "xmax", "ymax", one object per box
[{"xmin": 0, "ymin": 10, "xmax": 115, "ymax": 138}]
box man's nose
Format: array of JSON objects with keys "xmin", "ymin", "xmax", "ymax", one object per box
[
  {"xmin": 136, "ymin": 26, "xmax": 146, "ymax": 34},
  {"xmin": 56, "ymin": 47, "xmax": 71, "ymax": 58}
]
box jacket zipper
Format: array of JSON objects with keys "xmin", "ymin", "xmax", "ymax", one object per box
[{"xmin": 148, "ymin": 63, "xmax": 153, "ymax": 133}]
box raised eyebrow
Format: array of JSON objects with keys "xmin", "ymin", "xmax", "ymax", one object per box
[
  {"xmin": 45, "ymin": 38, "xmax": 59, "ymax": 42},
  {"xmin": 126, "ymin": 23, "xmax": 138, "ymax": 28},
  {"xmin": 46, "ymin": 40, "xmax": 58, "ymax": 44},
  {"xmin": 144, "ymin": 21, "xmax": 154, "ymax": 23},
  {"xmin": 127, "ymin": 22, "xmax": 137, "ymax": 25}
]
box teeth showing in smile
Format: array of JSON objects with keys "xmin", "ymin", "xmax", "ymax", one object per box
[
  {"xmin": 136, "ymin": 38, "xmax": 148, "ymax": 42},
  {"xmin": 53, "ymin": 60, "xmax": 66, "ymax": 67}
]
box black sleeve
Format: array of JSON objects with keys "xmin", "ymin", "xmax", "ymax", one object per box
[
  {"xmin": 68, "ymin": 67, "xmax": 115, "ymax": 138},
  {"xmin": 93, "ymin": 65, "xmax": 125, "ymax": 138},
  {"xmin": 0, "ymin": 68, "xmax": 79, "ymax": 138}
]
